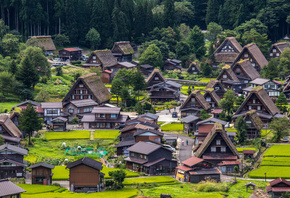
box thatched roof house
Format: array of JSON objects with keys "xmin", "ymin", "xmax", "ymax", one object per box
[{"xmin": 29, "ymin": 36, "xmax": 56, "ymax": 52}]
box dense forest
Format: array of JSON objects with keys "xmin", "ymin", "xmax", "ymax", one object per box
[{"xmin": 0, "ymin": 0, "xmax": 289, "ymax": 48}]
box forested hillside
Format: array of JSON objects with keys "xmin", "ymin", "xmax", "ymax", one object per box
[{"xmin": 0, "ymin": 0, "xmax": 289, "ymax": 48}]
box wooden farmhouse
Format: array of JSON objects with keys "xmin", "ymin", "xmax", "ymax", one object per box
[
  {"xmin": 138, "ymin": 113, "xmax": 159, "ymax": 124},
  {"xmin": 180, "ymin": 90, "xmax": 210, "ymax": 117},
  {"xmin": 116, "ymin": 128, "xmax": 163, "ymax": 156},
  {"xmin": 242, "ymin": 110, "xmax": 264, "ymax": 139},
  {"xmin": 194, "ymin": 118, "xmax": 227, "ymax": 145},
  {"xmin": 232, "ymin": 43, "xmax": 268, "ymax": 73},
  {"xmin": 163, "ymin": 59, "xmax": 182, "ymax": 71},
  {"xmin": 217, "ymin": 65, "xmax": 245, "ymax": 94},
  {"xmin": 243, "ymin": 78, "xmax": 281, "ymax": 98},
  {"xmin": 269, "ymin": 42, "xmax": 289, "ymax": 59},
  {"xmin": 51, "ymin": 117, "xmax": 68, "ymax": 131},
  {"xmin": 124, "ymin": 117, "xmax": 160, "ymax": 129},
  {"xmin": 41, "ymin": 102, "xmax": 67, "ymax": 124},
  {"xmin": 181, "ymin": 115, "xmax": 201, "ymax": 135},
  {"xmin": 111, "ymin": 41, "xmax": 134, "ymax": 62},
  {"xmin": 147, "ymin": 81, "xmax": 181, "ymax": 102},
  {"xmin": 0, "ymin": 114, "xmax": 22, "ymax": 145},
  {"xmin": 63, "ymin": 99, "xmax": 98, "ymax": 122},
  {"xmin": 233, "ymin": 87, "xmax": 282, "ymax": 124},
  {"xmin": 175, "ymin": 156, "xmax": 221, "ymax": 183},
  {"xmin": 125, "ymin": 141, "xmax": 177, "ymax": 175},
  {"xmin": 29, "ymin": 35, "xmax": 56, "ymax": 55},
  {"xmin": 0, "ymin": 179, "xmax": 26, "ymax": 198},
  {"xmin": 81, "ymin": 107, "xmax": 129, "ymax": 129},
  {"xmin": 194, "ymin": 123, "xmax": 240, "ymax": 173},
  {"xmin": 232, "ymin": 59, "xmax": 261, "ymax": 84},
  {"xmin": 146, "ymin": 69, "xmax": 166, "ymax": 87},
  {"xmin": 266, "ymin": 178, "xmax": 290, "ymax": 198},
  {"xmin": 59, "ymin": 47, "xmax": 83, "ymax": 61},
  {"xmin": 213, "ymin": 37, "xmax": 242, "ymax": 68},
  {"xmin": 0, "ymin": 143, "xmax": 28, "ymax": 179},
  {"xmin": 29, "ymin": 163, "xmax": 55, "ymax": 185},
  {"xmin": 203, "ymin": 89, "xmax": 221, "ymax": 109},
  {"xmin": 62, "ymin": 73, "xmax": 111, "ymax": 104},
  {"xmin": 66, "ymin": 157, "xmax": 104, "ymax": 193},
  {"xmin": 9, "ymin": 111, "xmax": 20, "ymax": 127},
  {"xmin": 206, "ymin": 80, "xmax": 226, "ymax": 98},
  {"xmin": 12, "ymin": 100, "xmax": 43, "ymax": 118},
  {"xmin": 82, "ymin": 50, "xmax": 117, "ymax": 69},
  {"xmin": 108, "ymin": 61, "xmax": 136, "ymax": 78},
  {"xmin": 187, "ymin": 62, "xmax": 201, "ymax": 74},
  {"xmin": 140, "ymin": 64, "xmax": 154, "ymax": 77}
]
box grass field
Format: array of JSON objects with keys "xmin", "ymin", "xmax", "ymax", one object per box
[
  {"xmin": 199, "ymin": 78, "xmax": 215, "ymax": 83},
  {"xmin": 52, "ymin": 166, "xmax": 139, "ymax": 180},
  {"xmin": 123, "ymin": 176, "xmax": 177, "ymax": 185},
  {"xmin": 94, "ymin": 130, "xmax": 120, "ymax": 139},
  {"xmin": 160, "ymin": 124, "xmax": 183, "ymax": 131},
  {"xmin": 45, "ymin": 130, "xmax": 90, "ymax": 140},
  {"xmin": 17, "ymin": 184, "xmax": 60, "ymax": 194},
  {"xmin": 249, "ymin": 145, "xmax": 290, "ymax": 179},
  {"xmin": 0, "ymin": 101, "xmax": 19, "ymax": 113},
  {"xmin": 141, "ymin": 184, "xmax": 223, "ymax": 198},
  {"xmin": 236, "ymin": 147, "xmax": 256, "ymax": 153}
]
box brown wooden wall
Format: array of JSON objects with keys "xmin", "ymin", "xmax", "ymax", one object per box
[
  {"xmin": 31, "ymin": 167, "xmax": 52, "ymax": 184},
  {"xmin": 135, "ymin": 135, "xmax": 161, "ymax": 143},
  {"xmin": 69, "ymin": 165, "xmax": 100, "ymax": 187}
]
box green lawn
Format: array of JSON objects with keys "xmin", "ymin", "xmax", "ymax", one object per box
[
  {"xmin": 123, "ymin": 176, "xmax": 177, "ymax": 185},
  {"xmin": 17, "ymin": 184, "xmax": 60, "ymax": 194},
  {"xmin": 263, "ymin": 145, "xmax": 290, "ymax": 157},
  {"xmin": 141, "ymin": 184, "xmax": 223, "ymax": 198},
  {"xmin": 45, "ymin": 130, "xmax": 90, "ymax": 140},
  {"xmin": 226, "ymin": 180, "xmax": 269, "ymax": 198},
  {"xmin": 0, "ymin": 101, "xmax": 19, "ymax": 113},
  {"xmin": 52, "ymin": 166, "xmax": 139, "ymax": 180},
  {"xmin": 94, "ymin": 130, "xmax": 120, "ymax": 139},
  {"xmin": 236, "ymin": 147, "xmax": 256, "ymax": 153},
  {"xmin": 160, "ymin": 124, "xmax": 183, "ymax": 131},
  {"xmin": 249, "ymin": 166, "xmax": 290, "ymax": 179},
  {"xmin": 20, "ymin": 186, "xmax": 139, "ymax": 198}
]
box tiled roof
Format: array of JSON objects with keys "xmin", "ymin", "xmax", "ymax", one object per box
[
  {"xmin": 181, "ymin": 115, "xmax": 200, "ymax": 123},
  {"xmin": 0, "ymin": 179, "xmax": 26, "ymax": 197},
  {"xmin": 182, "ymin": 157, "xmax": 203, "ymax": 167},
  {"xmin": 217, "ymin": 161, "xmax": 240, "ymax": 166},
  {"xmin": 70, "ymin": 99, "xmax": 98, "ymax": 108},
  {"xmin": 66, "ymin": 157, "xmax": 103, "ymax": 170},
  {"xmin": 0, "ymin": 143, "xmax": 28, "ymax": 155},
  {"xmin": 41, "ymin": 102, "xmax": 63, "ymax": 109},
  {"xmin": 29, "ymin": 162, "xmax": 55, "ymax": 169},
  {"xmin": 0, "ymin": 114, "xmax": 22, "ymax": 138},
  {"xmin": 126, "ymin": 141, "xmax": 162, "ymax": 155}
]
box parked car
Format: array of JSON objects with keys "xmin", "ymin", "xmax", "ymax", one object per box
[
  {"xmin": 282, "ymin": 136, "xmax": 289, "ymax": 142},
  {"xmin": 172, "ymin": 112, "xmax": 177, "ymax": 118},
  {"xmin": 163, "ymin": 144, "xmax": 176, "ymax": 152}
]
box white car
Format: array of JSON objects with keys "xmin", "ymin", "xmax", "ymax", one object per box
[{"xmin": 163, "ymin": 144, "xmax": 176, "ymax": 152}]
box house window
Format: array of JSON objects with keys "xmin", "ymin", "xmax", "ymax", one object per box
[
  {"xmin": 63, "ymin": 51, "xmax": 67, "ymax": 54},
  {"xmin": 144, "ymin": 155, "xmax": 147, "ymax": 159},
  {"xmin": 215, "ymin": 87, "xmax": 219, "ymax": 90},
  {"xmin": 80, "ymin": 90, "xmax": 83, "ymax": 94},
  {"xmin": 244, "ymin": 80, "xmax": 248, "ymax": 83},
  {"xmin": 221, "ymin": 147, "xmax": 226, "ymax": 152},
  {"xmin": 72, "ymin": 95, "xmax": 75, "ymax": 99},
  {"xmin": 93, "ymin": 56, "xmax": 96, "ymax": 59},
  {"xmin": 206, "ymin": 97, "xmax": 211, "ymax": 102},
  {"xmin": 111, "ymin": 114, "xmax": 116, "ymax": 118},
  {"xmin": 88, "ymin": 95, "xmax": 91, "ymax": 99},
  {"xmin": 191, "ymin": 98, "xmax": 195, "ymax": 102},
  {"xmin": 216, "ymin": 140, "xmax": 221, "ymax": 145},
  {"xmin": 192, "ymin": 67, "xmax": 195, "ymax": 71},
  {"xmin": 93, "ymin": 60, "xmax": 96, "ymax": 63},
  {"xmin": 155, "ymin": 138, "xmax": 161, "ymax": 142},
  {"xmin": 0, "ymin": 126, "xmax": 2, "ymax": 131},
  {"xmin": 223, "ymin": 74, "xmax": 227, "ymax": 78},
  {"xmin": 253, "ymin": 99, "xmax": 256, "ymax": 104},
  {"xmin": 257, "ymin": 106, "xmax": 261, "ymax": 110},
  {"xmin": 273, "ymin": 49, "xmax": 277, "ymax": 52},
  {"xmin": 277, "ymin": 53, "xmax": 280, "ymax": 57},
  {"xmin": 236, "ymin": 68, "xmax": 240, "ymax": 72},
  {"xmin": 131, "ymin": 152, "xmax": 134, "ymax": 157},
  {"xmin": 100, "ymin": 114, "xmax": 105, "ymax": 118},
  {"xmin": 140, "ymin": 154, "xmax": 143, "ymax": 159},
  {"xmin": 68, "ymin": 109, "xmax": 74, "ymax": 113},
  {"xmin": 80, "ymin": 95, "xmax": 83, "ymax": 99},
  {"xmin": 252, "ymin": 63, "xmax": 256, "ymax": 67},
  {"xmin": 270, "ymin": 53, "xmax": 273, "ymax": 56},
  {"xmin": 249, "ymin": 106, "xmax": 252, "ymax": 110},
  {"xmin": 155, "ymin": 77, "xmax": 159, "ymax": 80},
  {"xmin": 79, "ymin": 84, "xmax": 84, "ymax": 87},
  {"xmin": 211, "ymin": 147, "xmax": 216, "ymax": 152},
  {"xmin": 244, "ymin": 53, "xmax": 248, "ymax": 57}
]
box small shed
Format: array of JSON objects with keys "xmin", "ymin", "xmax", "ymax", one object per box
[
  {"xmin": 245, "ymin": 182, "xmax": 256, "ymax": 192},
  {"xmin": 51, "ymin": 117, "xmax": 68, "ymax": 131},
  {"xmin": 29, "ymin": 163, "xmax": 55, "ymax": 185},
  {"xmin": 243, "ymin": 150, "xmax": 255, "ymax": 159}
]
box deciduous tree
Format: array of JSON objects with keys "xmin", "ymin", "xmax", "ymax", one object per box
[
  {"xmin": 86, "ymin": 28, "xmax": 101, "ymax": 50},
  {"xmin": 139, "ymin": 44, "xmax": 163, "ymax": 68},
  {"xmin": 269, "ymin": 117, "xmax": 290, "ymax": 143},
  {"xmin": 235, "ymin": 116, "xmax": 247, "ymax": 145},
  {"xmin": 219, "ymin": 90, "xmax": 236, "ymax": 116}
]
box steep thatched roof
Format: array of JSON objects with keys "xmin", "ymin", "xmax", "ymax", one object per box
[
  {"xmin": 233, "ymin": 43, "xmax": 268, "ymax": 70},
  {"xmin": 270, "ymin": 42, "xmax": 289, "ymax": 53},
  {"xmin": 235, "ymin": 86, "xmax": 280, "ymax": 116},
  {"xmin": 63, "ymin": 73, "xmax": 111, "ymax": 104},
  {"xmin": 0, "ymin": 114, "xmax": 22, "ymax": 138},
  {"xmin": 214, "ymin": 37, "xmax": 242, "ymax": 63},
  {"xmin": 112, "ymin": 41, "xmax": 134, "ymax": 55},
  {"xmin": 180, "ymin": 90, "xmax": 211, "ymax": 111},
  {"xmin": 195, "ymin": 123, "xmax": 239, "ymax": 158},
  {"xmin": 204, "ymin": 89, "xmax": 221, "ymax": 104},
  {"xmin": 95, "ymin": 50, "xmax": 118, "ymax": 67},
  {"xmin": 146, "ymin": 69, "xmax": 166, "ymax": 83},
  {"xmin": 187, "ymin": 62, "xmax": 201, "ymax": 72},
  {"xmin": 30, "ymin": 36, "xmax": 56, "ymax": 51},
  {"xmin": 244, "ymin": 110, "xmax": 264, "ymax": 130},
  {"xmin": 217, "ymin": 65, "xmax": 239, "ymax": 82},
  {"xmin": 232, "ymin": 59, "xmax": 261, "ymax": 80},
  {"xmin": 206, "ymin": 80, "xmax": 226, "ymax": 92}
]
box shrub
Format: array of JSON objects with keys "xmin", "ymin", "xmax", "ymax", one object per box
[
  {"xmin": 197, "ymin": 179, "xmax": 229, "ymax": 192},
  {"xmin": 70, "ymin": 117, "xmax": 79, "ymax": 124}
]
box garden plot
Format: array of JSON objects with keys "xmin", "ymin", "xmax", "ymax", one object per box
[
  {"xmin": 249, "ymin": 145, "xmax": 290, "ymax": 179},
  {"xmin": 160, "ymin": 123, "xmax": 183, "ymax": 131}
]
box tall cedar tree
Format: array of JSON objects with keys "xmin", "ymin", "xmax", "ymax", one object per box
[
  {"xmin": 187, "ymin": 26, "xmax": 206, "ymax": 59},
  {"xmin": 235, "ymin": 116, "xmax": 247, "ymax": 145},
  {"xmin": 133, "ymin": 71, "xmax": 147, "ymax": 101},
  {"xmin": 219, "ymin": 90, "xmax": 236, "ymax": 116},
  {"xmin": 9, "ymin": 60, "xmax": 17, "ymax": 75},
  {"xmin": 139, "ymin": 44, "xmax": 163, "ymax": 68},
  {"xmin": 164, "ymin": 0, "xmax": 175, "ymax": 27},
  {"xmin": 261, "ymin": 58, "xmax": 279, "ymax": 80},
  {"xmin": 275, "ymin": 92, "xmax": 288, "ymax": 112},
  {"xmin": 206, "ymin": 0, "xmax": 219, "ymax": 25},
  {"xmin": 16, "ymin": 56, "xmax": 39, "ymax": 89},
  {"xmin": 19, "ymin": 103, "xmax": 43, "ymax": 145},
  {"xmin": 111, "ymin": 78, "xmax": 123, "ymax": 107}
]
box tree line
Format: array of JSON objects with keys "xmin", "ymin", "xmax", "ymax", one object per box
[{"xmin": 0, "ymin": 0, "xmax": 289, "ymax": 49}]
